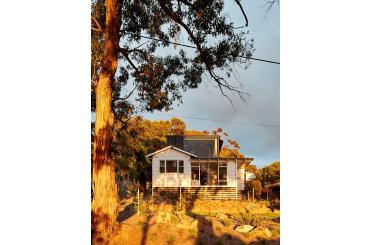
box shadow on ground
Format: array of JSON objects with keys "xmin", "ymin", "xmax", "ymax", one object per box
[{"xmin": 117, "ymin": 203, "xmax": 136, "ymax": 222}]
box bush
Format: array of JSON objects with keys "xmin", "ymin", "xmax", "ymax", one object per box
[
  {"xmin": 251, "ymin": 181, "xmax": 262, "ymax": 199},
  {"xmin": 241, "ymin": 213, "xmax": 279, "ymax": 227},
  {"xmin": 270, "ymin": 198, "xmax": 280, "ymax": 210},
  {"xmin": 134, "ymin": 192, "xmax": 144, "ymax": 213}
]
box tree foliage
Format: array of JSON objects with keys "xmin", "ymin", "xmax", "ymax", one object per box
[
  {"xmin": 92, "ymin": 0, "xmax": 254, "ymax": 119},
  {"xmin": 255, "ymin": 161, "xmax": 280, "ymax": 186},
  {"xmin": 112, "ymin": 116, "xmax": 186, "ymax": 180}
]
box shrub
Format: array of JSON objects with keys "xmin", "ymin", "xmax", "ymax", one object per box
[
  {"xmin": 251, "ymin": 181, "xmax": 262, "ymax": 199},
  {"xmin": 241, "ymin": 213, "xmax": 279, "ymax": 227},
  {"xmin": 269, "ymin": 198, "xmax": 280, "ymax": 210},
  {"xmin": 134, "ymin": 192, "xmax": 145, "ymax": 214}
]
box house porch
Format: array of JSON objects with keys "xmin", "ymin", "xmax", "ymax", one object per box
[{"xmin": 153, "ymin": 186, "xmax": 245, "ymax": 200}]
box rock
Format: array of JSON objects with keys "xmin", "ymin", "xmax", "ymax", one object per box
[
  {"xmin": 264, "ymin": 228, "xmax": 272, "ymax": 237},
  {"xmin": 235, "ymin": 225, "xmax": 254, "ymax": 233}
]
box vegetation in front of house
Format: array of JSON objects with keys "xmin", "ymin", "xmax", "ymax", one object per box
[{"xmin": 111, "ymin": 199, "xmax": 279, "ymax": 245}]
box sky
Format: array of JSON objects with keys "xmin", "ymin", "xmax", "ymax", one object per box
[{"xmin": 140, "ymin": 1, "xmax": 280, "ymax": 167}]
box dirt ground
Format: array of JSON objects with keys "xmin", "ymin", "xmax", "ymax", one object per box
[{"xmin": 110, "ymin": 199, "xmax": 280, "ymax": 245}]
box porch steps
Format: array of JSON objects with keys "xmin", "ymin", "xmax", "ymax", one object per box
[{"xmin": 152, "ymin": 187, "xmax": 245, "ymax": 200}]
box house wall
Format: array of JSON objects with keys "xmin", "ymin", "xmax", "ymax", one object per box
[
  {"xmin": 152, "ymin": 148, "xmax": 191, "ymax": 187},
  {"xmin": 227, "ymin": 160, "xmax": 236, "ymax": 187},
  {"xmin": 237, "ymin": 162, "xmax": 245, "ymax": 191},
  {"xmin": 226, "ymin": 160, "xmax": 245, "ymax": 190}
]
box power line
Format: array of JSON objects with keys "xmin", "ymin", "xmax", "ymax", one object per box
[
  {"xmin": 142, "ymin": 112, "xmax": 280, "ymax": 128},
  {"xmin": 132, "ymin": 34, "xmax": 280, "ymax": 65}
]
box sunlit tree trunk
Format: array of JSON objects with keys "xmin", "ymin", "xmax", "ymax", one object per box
[{"xmin": 92, "ymin": 0, "xmax": 122, "ymax": 244}]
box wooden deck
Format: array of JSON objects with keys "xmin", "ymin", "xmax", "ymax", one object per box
[{"xmin": 153, "ymin": 187, "xmax": 245, "ymax": 200}]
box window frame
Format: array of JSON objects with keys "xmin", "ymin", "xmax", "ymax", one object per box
[
  {"xmin": 160, "ymin": 160, "xmax": 165, "ymax": 173},
  {"xmin": 178, "ymin": 160, "xmax": 184, "ymax": 173},
  {"xmin": 218, "ymin": 161, "xmax": 228, "ymax": 186},
  {"xmin": 159, "ymin": 160, "xmax": 185, "ymax": 174}
]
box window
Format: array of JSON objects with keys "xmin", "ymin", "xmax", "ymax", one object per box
[
  {"xmin": 166, "ymin": 160, "xmax": 177, "ymax": 173},
  {"xmin": 160, "ymin": 160, "xmax": 185, "ymax": 173},
  {"xmin": 178, "ymin": 160, "xmax": 184, "ymax": 173},
  {"xmin": 191, "ymin": 161, "xmax": 199, "ymax": 181},
  {"xmin": 218, "ymin": 162, "xmax": 227, "ymax": 185},
  {"xmin": 160, "ymin": 160, "xmax": 165, "ymax": 173}
]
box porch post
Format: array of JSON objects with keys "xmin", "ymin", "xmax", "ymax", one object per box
[
  {"xmin": 235, "ymin": 158, "xmax": 238, "ymax": 200},
  {"xmin": 217, "ymin": 157, "xmax": 219, "ymax": 186},
  {"xmin": 198, "ymin": 159, "xmax": 201, "ymax": 186}
]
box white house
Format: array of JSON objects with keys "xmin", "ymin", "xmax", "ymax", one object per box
[{"xmin": 146, "ymin": 135, "xmax": 253, "ymax": 200}]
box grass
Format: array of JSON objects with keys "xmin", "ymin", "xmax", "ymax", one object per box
[
  {"xmin": 189, "ymin": 228, "xmax": 198, "ymax": 237},
  {"xmin": 240, "ymin": 213, "xmax": 280, "ymax": 226},
  {"xmin": 149, "ymin": 232, "xmax": 157, "ymax": 242},
  {"xmin": 137, "ymin": 220, "xmax": 146, "ymax": 231},
  {"xmin": 215, "ymin": 240, "xmax": 224, "ymax": 245},
  {"xmin": 166, "ymin": 234, "xmax": 176, "ymax": 245}
]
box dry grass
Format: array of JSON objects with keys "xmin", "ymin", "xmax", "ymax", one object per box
[{"xmin": 110, "ymin": 199, "xmax": 280, "ymax": 245}]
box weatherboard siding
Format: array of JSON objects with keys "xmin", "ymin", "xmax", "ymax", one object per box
[
  {"xmin": 152, "ymin": 148, "xmax": 191, "ymax": 187},
  {"xmin": 227, "ymin": 160, "xmax": 236, "ymax": 187},
  {"xmin": 237, "ymin": 162, "xmax": 245, "ymax": 190}
]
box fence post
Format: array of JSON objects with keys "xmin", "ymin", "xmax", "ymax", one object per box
[
  {"xmin": 137, "ymin": 181, "xmax": 140, "ymax": 216},
  {"xmin": 179, "ymin": 186, "xmax": 182, "ymax": 210}
]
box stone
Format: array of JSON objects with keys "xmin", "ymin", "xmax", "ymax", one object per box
[{"xmin": 235, "ymin": 225, "xmax": 254, "ymax": 233}]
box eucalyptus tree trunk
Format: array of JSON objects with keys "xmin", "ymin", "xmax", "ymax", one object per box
[{"xmin": 91, "ymin": 0, "xmax": 122, "ymax": 244}]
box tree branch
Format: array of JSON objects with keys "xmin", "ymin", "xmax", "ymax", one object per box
[
  {"xmin": 159, "ymin": 0, "xmax": 248, "ymax": 100},
  {"xmin": 91, "ymin": 16, "xmax": 102, "ymax": 32},
  {"xmin": 119, "ymin": 48, "xmax": 139, "ymax": 73},
  {"xmin": 234, "ymin": 0, "xmax": 248, "ymax": 27}
]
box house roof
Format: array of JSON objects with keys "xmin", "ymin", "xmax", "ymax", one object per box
[
  {"xmin": 196, "ymin": 157, "xmax": 254, "ymax": 161},
  {"xmin": 146, "ymin": 145, "xmax": 198, "ymax": 158}
]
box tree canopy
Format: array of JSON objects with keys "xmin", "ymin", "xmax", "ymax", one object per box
[
  {"xmin": 255, "ymin": 161, "xmax": 280, "ymax": 186},
  {"xmin": 92, "ymin": 0, "xmax": 254, "ymax": 120}
]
